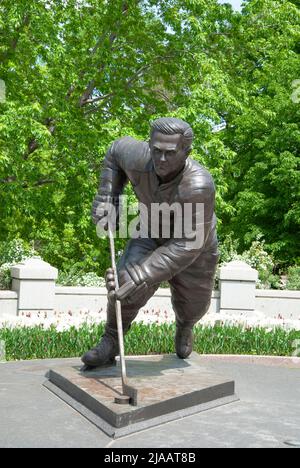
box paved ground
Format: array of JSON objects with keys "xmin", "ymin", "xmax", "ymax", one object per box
[{"xmin": 0, "ymin": 355, "xmax": 300, "ymax": 448}]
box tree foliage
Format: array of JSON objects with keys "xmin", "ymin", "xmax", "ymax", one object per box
[
  {"xmin": 0, "ymin": 0, "xmax": 299, "ymax": 275},
  {"xmin": 221, "ymin": 0, "xmax": 300, "ymax": 266}
]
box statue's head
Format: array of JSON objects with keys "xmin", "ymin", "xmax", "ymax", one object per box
[{"xmin": 150, "ymin": 117, "xmax": 194, "ymax": 182}]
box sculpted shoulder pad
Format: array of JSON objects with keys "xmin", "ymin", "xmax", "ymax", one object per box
[
  {"xmin": 113, "ymin": 137, "xmax": 151, "ymax": 172},
  {"xmin": 179, "ymin": 160, "xmax": 215, "ymax": 202}
]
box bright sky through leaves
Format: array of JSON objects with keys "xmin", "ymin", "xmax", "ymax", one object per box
[{"xmin": 218, "ymin": 0, "xmax": 243, "ymax": 11}]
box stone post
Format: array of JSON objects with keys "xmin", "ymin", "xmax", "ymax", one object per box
[
  {"xmin": 11, "ymin": 257, "xmax": 58, "ymax": 315},
  {"xmin": 218, "ymin": 260, "xmax": 258, "ymax": 314}
]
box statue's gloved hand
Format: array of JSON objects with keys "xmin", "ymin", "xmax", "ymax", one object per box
[
  {"xmin": 91, "ymin": 194, "xmax": 120, "ymax": 231},
  {"xmin": 125, "ymin": 261, "xmax": 152, "ymax": 288},
  {"xmin": 105, "ymin": 268, "xmax": 117, "ymax": 304},
  {"xmin": 105, "ymin": 267, "xmax": 147, "ymax": 303},
  {"xmin": 115, "ymin": 261, "xmax": 149, "ymax": 301}
]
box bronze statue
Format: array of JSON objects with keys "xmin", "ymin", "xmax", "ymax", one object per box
[{"xmin": 82, "ymin": 118, "xmax": 219, "ymax": 367}]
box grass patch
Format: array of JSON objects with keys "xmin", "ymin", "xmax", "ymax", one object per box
[{"xmin": 0, "ymin": 323, "xmax": 299, "ymax": 361}]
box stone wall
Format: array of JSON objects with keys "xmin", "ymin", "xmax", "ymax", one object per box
[{"xmin": 0, "ymin": 259, "xmax": 299, "ymax": 321}]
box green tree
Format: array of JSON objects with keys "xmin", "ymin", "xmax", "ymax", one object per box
[
  {"xmin": 0, "ymin": 0, "xmax": 237, "ymax": 274},
  {"xmin": 4, "ymin": 0, "xmax": 297, "ymax": 276},
  {"xmin": 220, "ymin": 0, "xmax": 300, "ymax": 267}
]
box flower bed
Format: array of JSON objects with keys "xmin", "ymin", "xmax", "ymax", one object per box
[{"xmin": 0, "ymin": 322, "xmax": 299, "ymax": 361}]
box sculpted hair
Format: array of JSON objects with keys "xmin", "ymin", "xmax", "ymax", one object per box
[{"xmin": 150, "ymin": 117, "xmax": 194, "ymax": 151}]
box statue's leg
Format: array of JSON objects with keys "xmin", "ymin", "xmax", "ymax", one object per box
[
  {"xmin": 82, "ymin": 238, "xmax": 159, "ymax": 367},
  {"xmin": 169, "ymin": 249, "xmax": 219, "ymax": 358}
]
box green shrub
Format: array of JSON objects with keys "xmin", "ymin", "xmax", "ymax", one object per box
[
  {"xmin": 0, "ymin": 239, "xmax": 39, "ymax": 290},
  {"xmin": 57, "ymin": 263, "xmax": 105, "ymax": 287},
  {"xmin": 0, "ymin": 239, "xmax": 36, "ymax": 265},
  {"xmin": 219, "ymin": 234, "xmax": 240, "ymax": 265},
  {"xmin": 286, "ymin": 266, "xmax": 300, "ymax": 290},
  {"xmin": 239, "ymin": 240, "xmax": 281, "ymax": 289},
  {"xmin": 0, "ymin": 264, "xmax": 13, "ymax": 290},
  {"xmin": 218, "ymin": 235, "xmax": 281, "ymax": 289},
  {"xmin": 0, "ymin": 240, "xmax": 106, "ymax": 289}
]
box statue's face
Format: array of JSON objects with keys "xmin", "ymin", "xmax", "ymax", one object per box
[{"xmin": 150, "ymin": 132, "xmax": 189, "ymax": 181}]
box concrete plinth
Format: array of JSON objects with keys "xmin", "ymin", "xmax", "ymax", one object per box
[
  {"xmin": 44, "ymin": 353, "xmax": 238, "ymax": 438},
  {"xmin": 219, "ymin": 260, "xmax": 258, "ymax": 314},
  {"xmin": 11, "ymin": 257, "xmax": 58, "ymax": 314}
]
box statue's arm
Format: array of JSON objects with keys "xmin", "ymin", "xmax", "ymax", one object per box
[
  {"xmin": 98, "ymin": 140, "xmax": 128, "ymax": 198},
  {"xmin": 92, "ymin": 140, "xmax": 128, "ymax": 223}
]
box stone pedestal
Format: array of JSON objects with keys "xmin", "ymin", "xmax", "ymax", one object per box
[
  {"xmin": 44, "ymin": 353, "xmax": 238, "ymax": 438},
  {"xmin": 219, "ymin": 260, "xmax": 258, "ymax": 314},
  {"xmin": 11, "ymin": 257, "xmax": 58, "ymax": 314}
]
